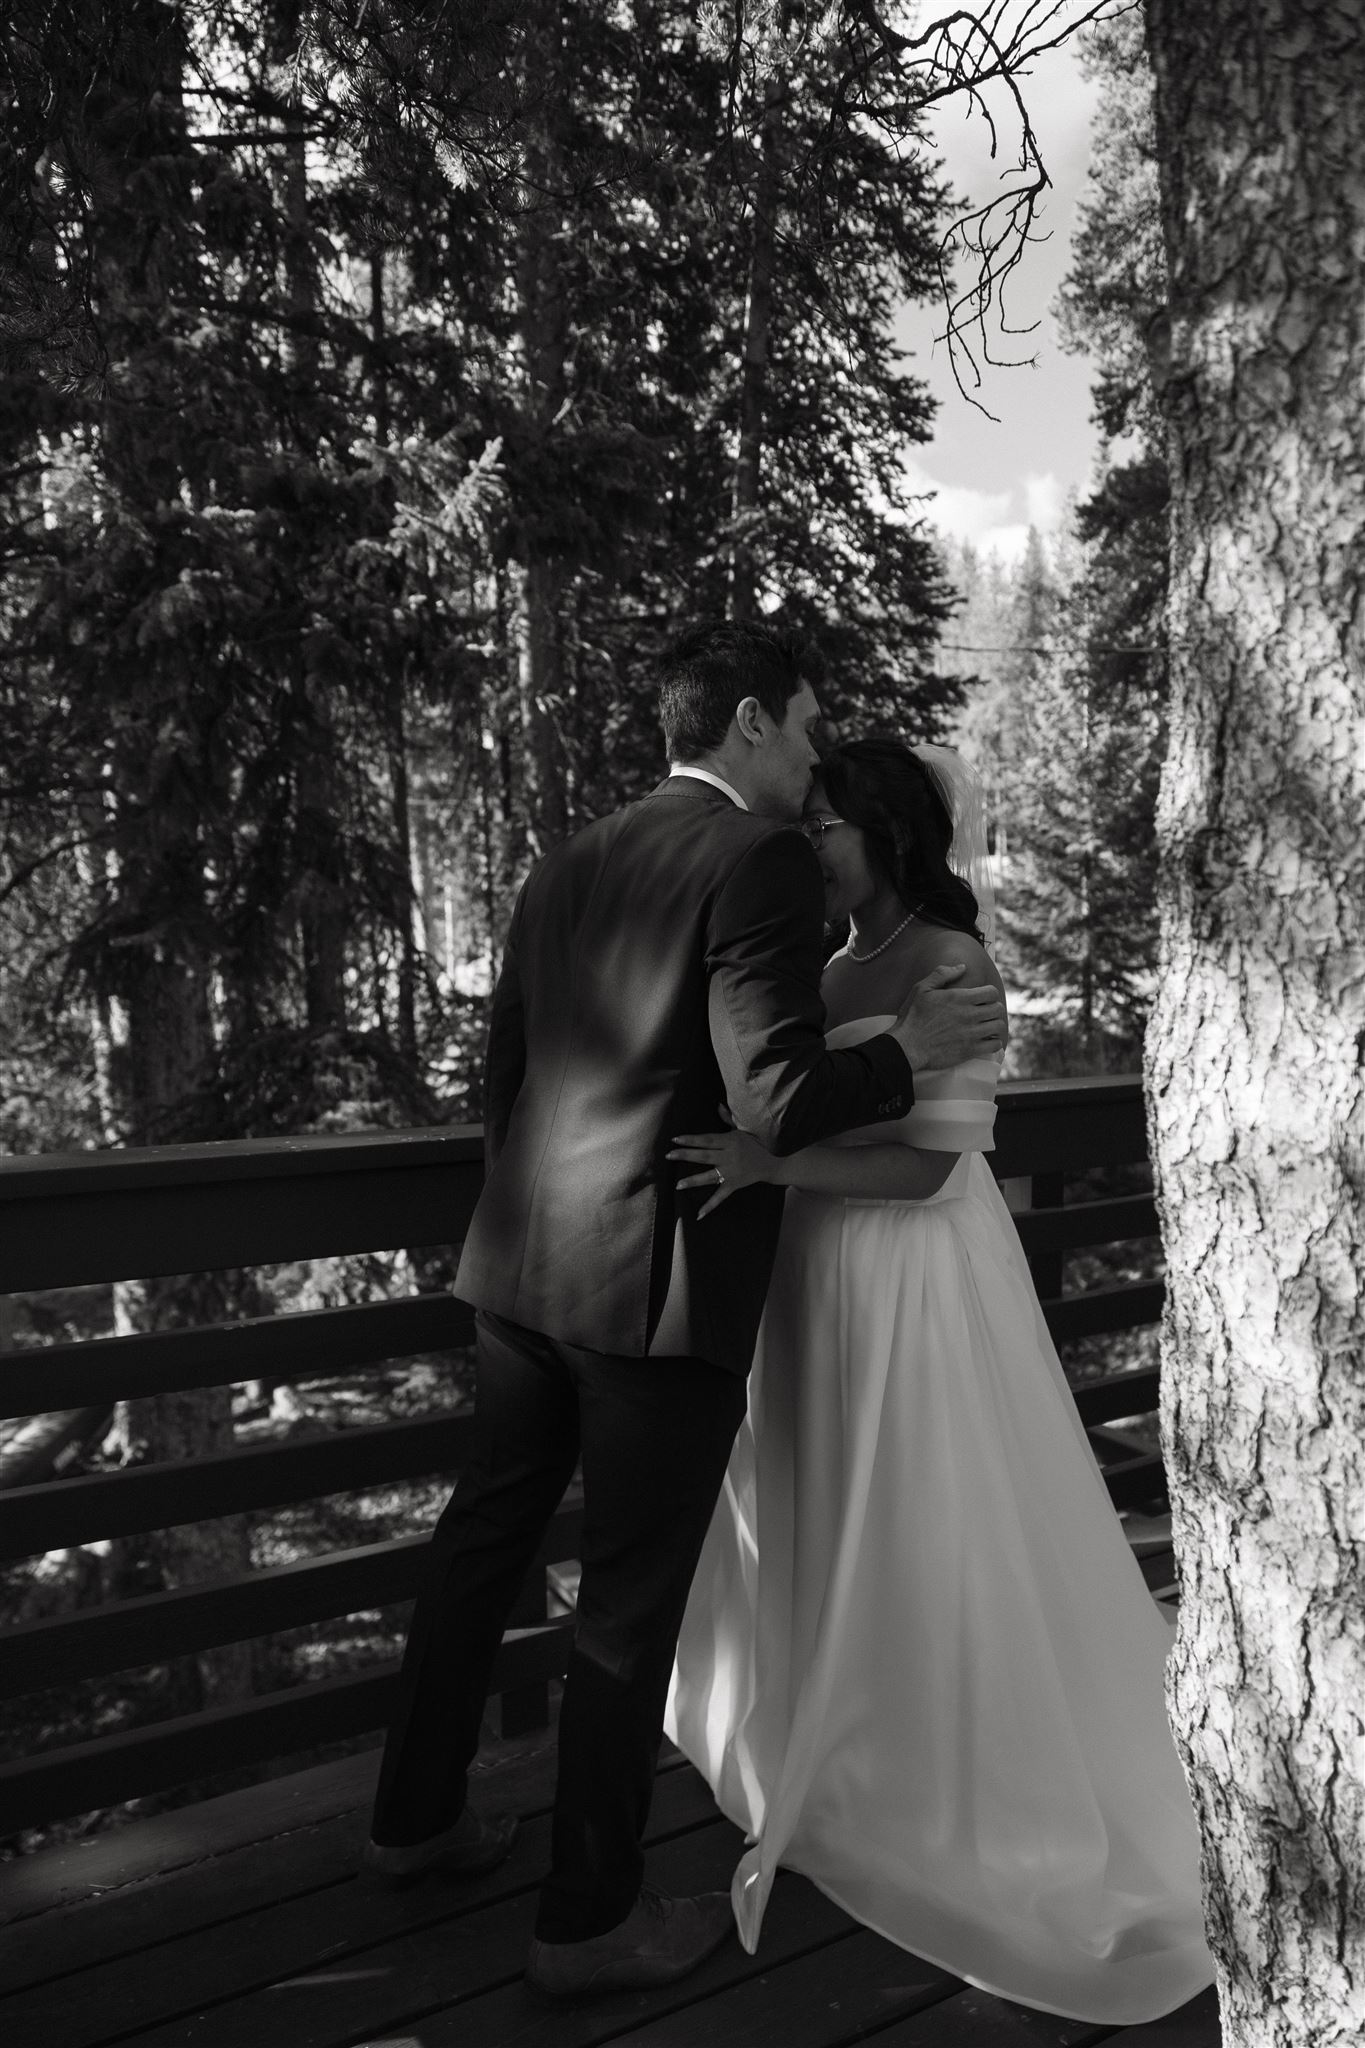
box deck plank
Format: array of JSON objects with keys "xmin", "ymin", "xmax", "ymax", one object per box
[
  {"xmin": 92, "ymin": 1812, "xmax": 746, "ymax": 2048},
  {"xmin": 0, "ymin": 1723, "xmax": 658, "ymax": 1997},
  {"xmin": 7, "ymin": 1767, "xmax": 716, "ymax": 2048},
  {"xmin": 0, "ymin": 1803, "xmax": 370, "ymax": 2000},
  {"xmin": 0, "ymin": 1738, "xmax": 1222, "ymax": 2048},
  {"xmin": 346, "ymin": 1870, "xmax": 885, "ymax": 2048},
  {"xmin": 870, "ymin": 1989, "xmax": 1111, "ymax": 2045},
  {"xmin": 1094, "ymin": 1988, "xmax": 1221, "ymax": 2045},
  {"xmin": 0, "ymin": 1748, "xmax": 383, "ymax": 1929},
  {"xmin": 603, "ymin": 1927, "xmax": 962, "ymax": 2047}
]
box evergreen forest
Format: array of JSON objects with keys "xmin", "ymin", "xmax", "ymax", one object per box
[{"xmin": 1, "ymin": 4, "xmax": 1168, "ymax": 1166}]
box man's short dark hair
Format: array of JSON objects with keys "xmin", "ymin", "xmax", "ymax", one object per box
[{"xmin": 658, "ymin": 619, "xmax": 809, "ymax": 762}]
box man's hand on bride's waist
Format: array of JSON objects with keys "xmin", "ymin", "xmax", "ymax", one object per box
[{"xmin": 669, "ymin": 1115, "xmax": 778, "ymax": 1218}]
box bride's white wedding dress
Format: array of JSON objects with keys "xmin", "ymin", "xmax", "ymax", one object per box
[{"xmin": 666, "ymin": 1019, "xmax": 1215, "ymax": 2025}]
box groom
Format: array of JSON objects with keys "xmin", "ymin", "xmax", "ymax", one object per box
[{"xmin": 366, "ymin": 619, "xmax": 1005, "ymax": 1997}]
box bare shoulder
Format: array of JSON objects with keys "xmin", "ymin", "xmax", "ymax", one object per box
[
  {"xmin": 906, "ymin": 924, "xmax": 1009, "ymax": 1042},
  {"xmin": 909, "ymin": 924, "xmax": 996, "ymax": 986}
]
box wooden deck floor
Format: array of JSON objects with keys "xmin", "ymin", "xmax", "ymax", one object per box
[{"xmin": 0, "ymin": 1731, "xmax": 1221, "ymax": 2048}]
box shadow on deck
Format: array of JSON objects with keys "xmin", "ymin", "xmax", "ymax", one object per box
[{"xmin": 0, "ymin": 1729, "xmax": 1220, "ymax": 2048}]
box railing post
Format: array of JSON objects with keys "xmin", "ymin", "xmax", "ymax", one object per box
[
  {"xmin": 1029, "ymin": 1171, "xmax": 1065, "ymax": 1298},
  {"xmin": 1003, "ymin": 1171, "xmax": 1065, "ymax": 1300}
]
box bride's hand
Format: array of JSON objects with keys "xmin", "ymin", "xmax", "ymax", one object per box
[{"xmin": 669, "ymin": 1121, "xmax": 776, "ymax": 1218}]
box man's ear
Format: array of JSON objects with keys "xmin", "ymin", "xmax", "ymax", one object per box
[{"xmin": 734, "ymin": 695, "xmax": 765, "ymax": 746}]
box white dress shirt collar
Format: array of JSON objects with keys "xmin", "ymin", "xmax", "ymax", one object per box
[{"xmin": 667, "ymin": 764, "xmax": 749, "ymax": 812}]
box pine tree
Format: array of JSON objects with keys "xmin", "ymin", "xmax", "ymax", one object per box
[
  {"xmin": 1048, "ymin": 9, "xmax": 1170, "ymax": 1060},
  {"xmin": 961, "ymin": 526, "xmax": 1060, "ymax": 998},
  {"xmin": 946, "ymin": 14, "xmax": 1169, "ymax": 1074}
]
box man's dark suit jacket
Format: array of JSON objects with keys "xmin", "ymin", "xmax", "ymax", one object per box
[{"xmin": 454, "ymin": 777, "xmax": 914, "ymax": 1376}]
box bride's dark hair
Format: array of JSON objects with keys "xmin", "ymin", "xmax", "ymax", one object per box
[{"xmin": 818, "ymin": 736, "xmax": 984, "ymax": 942}]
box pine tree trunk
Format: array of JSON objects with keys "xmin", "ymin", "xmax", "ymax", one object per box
[
  {"xmin": 293, "ymin": 661, "xmax": 349, "ymax": 1032},
  {"xmin": 1142, "ymin": 3, "xmax": 1365, "ymax": 2040},
  {"xmin": 730, "ymin": 73, "xmax": 783, "ymax": 622},
  {"xmin": 101, "ymin": 745, "xmax": 254, "ymax": 1710},
  {"xmin": 85, "ymin": 3, "xmax": 254, "ymax": 1713},
  {"xmin": 389, "ymin": 670, "xmax": 419, "ymax": 1064},
  {"xmin": 369, "ymin": 246, "xmax": 389, "ymax": 446},
  {"xmin": 73, "ymin": 803, "xmax": 123, "ymax": 1144},
  {"xmin": 511, "ymin": 556, "xmax": 567, "ymax": 855},
  {"xmin": 281, "ymin": 107, "xmax": 316, "ymax": 376},
  {"xmin": 512, "ymin": 0, "xmax": 569, "ymax": 855},
  {"xmin": 279, "ymin": 109, "xmax": 349, "ymax": 1026}
]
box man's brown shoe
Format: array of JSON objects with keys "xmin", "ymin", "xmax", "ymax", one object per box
[
  {"xmin": 524, "ymin": 1885, "xmax": 734, "ymax": 2000},
  {"xmin": 362, "ymin": 1806, "xmax": 518, "ymax": 1887}
]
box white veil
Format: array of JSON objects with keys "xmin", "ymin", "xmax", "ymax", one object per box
[{"xmin": 910, "ymin": 742, "xmax": 998, "ymax": 955}]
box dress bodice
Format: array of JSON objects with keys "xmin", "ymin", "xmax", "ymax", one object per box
[
  {"xmin": 823, "ymin": 1013, "xmax": 896, "ymax": 1053},
  {"xmin": 825, "ymin": 1015, "xmax": 1001, "ymax": 1154}
]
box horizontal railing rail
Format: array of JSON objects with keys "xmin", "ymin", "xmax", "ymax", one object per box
[
  {"xmin": 0, "ymin": 1129, "xmax": 483, "ymax": 1296},
  {"xmin": 0, "ymin": 1077, "xmax": 1167, "ymax": 1834},
  {"xmin": 0, "ymin": 1415, "xmax": 479, "ymax": 1558},
  {"xmin": 0, "ymin": 1296, "xmax": 473, "ymax": 1418}
]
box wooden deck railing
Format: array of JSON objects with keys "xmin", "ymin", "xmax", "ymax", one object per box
[{"xmin": 0, "ymin": 1077, "xmax": 1166, "ymax": 1838}]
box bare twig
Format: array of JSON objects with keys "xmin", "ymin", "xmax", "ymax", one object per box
[{"xmin": 708, "ymin": 0, "xmax": 1138, "ymax": 415}]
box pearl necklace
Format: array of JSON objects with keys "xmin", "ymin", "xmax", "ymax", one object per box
[{"xmin": 847, "ymin": 902, "xmax": 923, "ymax": 963}]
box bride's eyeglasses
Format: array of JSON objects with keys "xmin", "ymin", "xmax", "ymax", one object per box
[{"xmin": 800, "ymin": 817, "xmax": 846, "ymax": 851}]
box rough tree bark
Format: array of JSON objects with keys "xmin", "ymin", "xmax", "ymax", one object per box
[{"xmin": 1142, "ymin": 3, "xmax": 1364, "ymax": 2041}]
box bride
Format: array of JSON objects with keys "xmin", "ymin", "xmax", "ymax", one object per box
[{"xmin": 665, "ymin": 736, "xmax": 1215, "ymax": 2026}]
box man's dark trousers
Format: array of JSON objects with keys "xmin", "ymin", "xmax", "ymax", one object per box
[{"xmin": 370, "ymin": 1308, "xmax": 749, "ymax": 1940}]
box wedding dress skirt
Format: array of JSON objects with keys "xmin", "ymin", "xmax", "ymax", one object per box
[{"xmin": 666, "ymin": 1024, "xmax": 1214, "ymax": 2025}]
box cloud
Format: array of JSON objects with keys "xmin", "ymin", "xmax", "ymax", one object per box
[
  {"xmin": 904, "ymin": 460, "xmax": 1010, "ymax": 545},
  {"xmin": 1024, "ymin": 471, "xmax": 1066, "ymax": 529},
  {"xmin": 905, "ymin": 461, "xmax": 1066, "ymax": 563},
  {"xmin": 969, "ymin": 524, "xmax": 1032, "ymax": 565}
]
